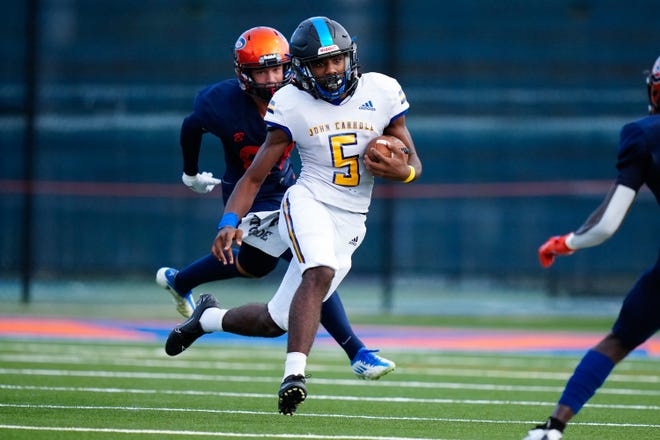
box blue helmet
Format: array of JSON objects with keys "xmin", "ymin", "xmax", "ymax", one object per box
[{"xmin": 289, "ymin": 17, "xmax": 359, "ymax": 102}]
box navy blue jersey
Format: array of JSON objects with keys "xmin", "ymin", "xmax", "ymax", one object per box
[
  {"xmin": 616, "ymin": 114, "xmax": 660, "ymax": 204},
  {"xmin": 611, "ymin": 114, "xmax": 660, "ymax": 348},
  {"xmin": 185, "ymin": 78, "xmax": 296, "ymax": 210}
]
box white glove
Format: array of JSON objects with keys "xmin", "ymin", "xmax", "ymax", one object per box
[{"xmin": 181, "ymin": 172, "xmax": 222, "ymax": 194}]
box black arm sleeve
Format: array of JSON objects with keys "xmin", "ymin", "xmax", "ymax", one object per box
[{"xmin": 179, "ymin": 113, "xmax": 205, "ymax": 176}]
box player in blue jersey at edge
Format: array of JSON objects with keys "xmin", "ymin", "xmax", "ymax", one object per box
[
  {"xmin": 165, "ymin": 16, "xmax": 422, "ymax": 415},
  {"xmin": 157, "ymin": 26, "xmax": 395, "ymax": 380},
  {"xmin": 523, "ymin": 56, "xmax": 660, "ymax": 440}
]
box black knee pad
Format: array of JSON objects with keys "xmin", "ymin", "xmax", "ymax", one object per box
[{"xmin": 237, "ymin": 243, "xmax": 279, "ymax": 278}]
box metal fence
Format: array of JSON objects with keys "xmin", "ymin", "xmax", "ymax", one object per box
[{"xmin": 2, "ymin": 0, "xmax": 659, "ymax": 302}]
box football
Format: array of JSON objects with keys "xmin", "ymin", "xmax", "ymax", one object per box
[{"xmin": 366, "ymin": 135, "xmax": 409, "ymax": 163}]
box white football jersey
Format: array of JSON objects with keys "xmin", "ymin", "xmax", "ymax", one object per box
[{"xmin": 265, "ymin": 72, "xmax": 410, "ymax": 213}]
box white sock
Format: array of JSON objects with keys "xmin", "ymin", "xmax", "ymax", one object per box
[
  {"xmin": 199, "ymin": 308, "xmax": 227, "ymax": 332},
  {"xmin": 283, "ymin": 352, "xmax": 307, "ymax": 380}
]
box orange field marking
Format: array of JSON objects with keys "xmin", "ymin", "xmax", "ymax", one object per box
[
  {"xmin": 1, "ymin": 317, "xmax": 658, "ymax": 357},
  {"xmin": 0, "ymin": 317, "xmax": 155, "ymax": 342},
  {"xmin": 329, "ymin": 326, "xmax": 660, "ymax": 357}
]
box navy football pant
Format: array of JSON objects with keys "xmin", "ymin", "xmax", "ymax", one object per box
[{"xmin": 611, "ymin": 250, "xmax": 660, "ymax": 349}]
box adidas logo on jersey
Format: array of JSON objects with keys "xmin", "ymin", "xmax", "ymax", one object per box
[
  {"xmin": 349, "ymin": 236, "xmax": 359, "ymax": 246},
  {"xmin": 358, "ymin": 100, "xmax": 376, "ymax": 111}
]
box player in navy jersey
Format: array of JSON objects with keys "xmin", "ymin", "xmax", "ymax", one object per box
[
  {"xmin": 157, "ymin": 26, "xmax": 395, "ymax": 380},
  {"xmin": 523, "ymin": 56, "xmax": 660, "ymax": 440},
  {"xmin": 169, "ymin": 16, "xmax": 422, "ymax": 415}
]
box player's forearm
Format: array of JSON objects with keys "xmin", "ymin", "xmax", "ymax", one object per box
[
  {"xmin": 407, "ymin": 153, "xmax": 422, "ymax": 179},
  {"xmin": 567, "ymin": 184, "xmax": 636, "ymax": 250},
  {"xmin": 180, "ymin": 114, "xmax": 204, "ymax": 175},
  {"xmin": 224, "ymin": 177, "xmax": 262, "ymax": 219}
]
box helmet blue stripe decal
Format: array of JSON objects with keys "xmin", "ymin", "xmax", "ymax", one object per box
[{"xmin": 310, "ymin": 17, "xmax": 333, "ymax": 47}]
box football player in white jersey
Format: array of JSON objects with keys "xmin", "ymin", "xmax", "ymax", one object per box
[{"xmin": 165, "ymin": 16, "xmax": 422, "ymax": 415}]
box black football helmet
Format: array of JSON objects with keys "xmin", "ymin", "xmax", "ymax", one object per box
[
  {"xmin": 233, "ymin": 26, "xmax": 292, "ymax": 101},
  {"xmin": 646, "ymin": 55, "xmax": 660, "ymax": 114},
  {"xmin": 289, "ymin": 16, "xmax": 359, "ymax": 102}
]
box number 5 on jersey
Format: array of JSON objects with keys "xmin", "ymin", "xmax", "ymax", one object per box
[{"xmin": 330, "ymin": 133, "xmax": 359, "ymax": 187}]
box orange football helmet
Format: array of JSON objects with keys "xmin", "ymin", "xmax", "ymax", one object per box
[{"xmin": 233, "ymin": 26, "xmax": 292, "ymax": 101}]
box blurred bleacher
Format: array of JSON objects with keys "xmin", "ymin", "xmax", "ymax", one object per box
[{"xmin": 2, "ymin": 0, "xmax": 659, "ymax": 303}]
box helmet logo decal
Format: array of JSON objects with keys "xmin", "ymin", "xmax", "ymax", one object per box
[
  {"xmin": 235, "ymin": 37, "xmax": 246, "ymax": 50},
  {"xmin": 318, "ymin": 44, "xmax": 340, "ymax": 55}
]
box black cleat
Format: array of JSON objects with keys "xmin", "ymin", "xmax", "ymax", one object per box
[
  {"xmin": 278, "ymin": 374, "xmax": 307, "ymax": 415},
  {"xmin": 165, "ymin": 293, "xmax": 220, "ymax": 356}
]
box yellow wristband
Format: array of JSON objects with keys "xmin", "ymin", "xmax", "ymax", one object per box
[{"xmin": 402, "ymin": 165, "xmax": 416, "ymax": 183}]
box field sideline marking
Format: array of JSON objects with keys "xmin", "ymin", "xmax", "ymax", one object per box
[
  {"xmin": 2, "ymin": 385, "xmax": 658, "ymax": 412},
  {"xmin": 0, "ymin": 404, "xmax": 659, "ymax": 429},
  {"xmin": 1, "ymin": 368, "xmax": 657, "ymax": 396}
]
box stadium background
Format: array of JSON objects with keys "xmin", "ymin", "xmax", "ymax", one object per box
[{"xmin": 2, "ymin": 0, "xmax": 659, "ymax": 311}]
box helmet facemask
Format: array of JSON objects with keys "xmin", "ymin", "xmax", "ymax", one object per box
[
  {"xmin": 293, "ymin": 48, "xmax": 358, "ymax": 102},
  {"xmin": 237, "ymin": 62, "xmax": 292, "ymax": 101}
]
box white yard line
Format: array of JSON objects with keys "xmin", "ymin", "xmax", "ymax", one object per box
[
  {"xmin": 0, "ymin": 424, "xmax": 445, "ymax": 440},
  {"xmin": 0, "ymin": 403, "xmax": 658, "ymax": 429},
  {"xmin": 1, "ymin": 384, "xmax": 658, "ymax": 412},
  {"xmin": 0, "ymin": 354, "xmax": 657, "ymax": 383}
]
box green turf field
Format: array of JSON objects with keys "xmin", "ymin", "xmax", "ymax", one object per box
[
  {"xmin": 0, "ymin": 336, "xmax": 658, "ymax": 439},
  {"xmin": 1, "ymin": 278, "xmax": 658, "ymax": 438}
]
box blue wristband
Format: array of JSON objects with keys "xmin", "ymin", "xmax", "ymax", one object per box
[{"xmin": 217, "ymin": 212, "xmax": 239, "ymax": 230}]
